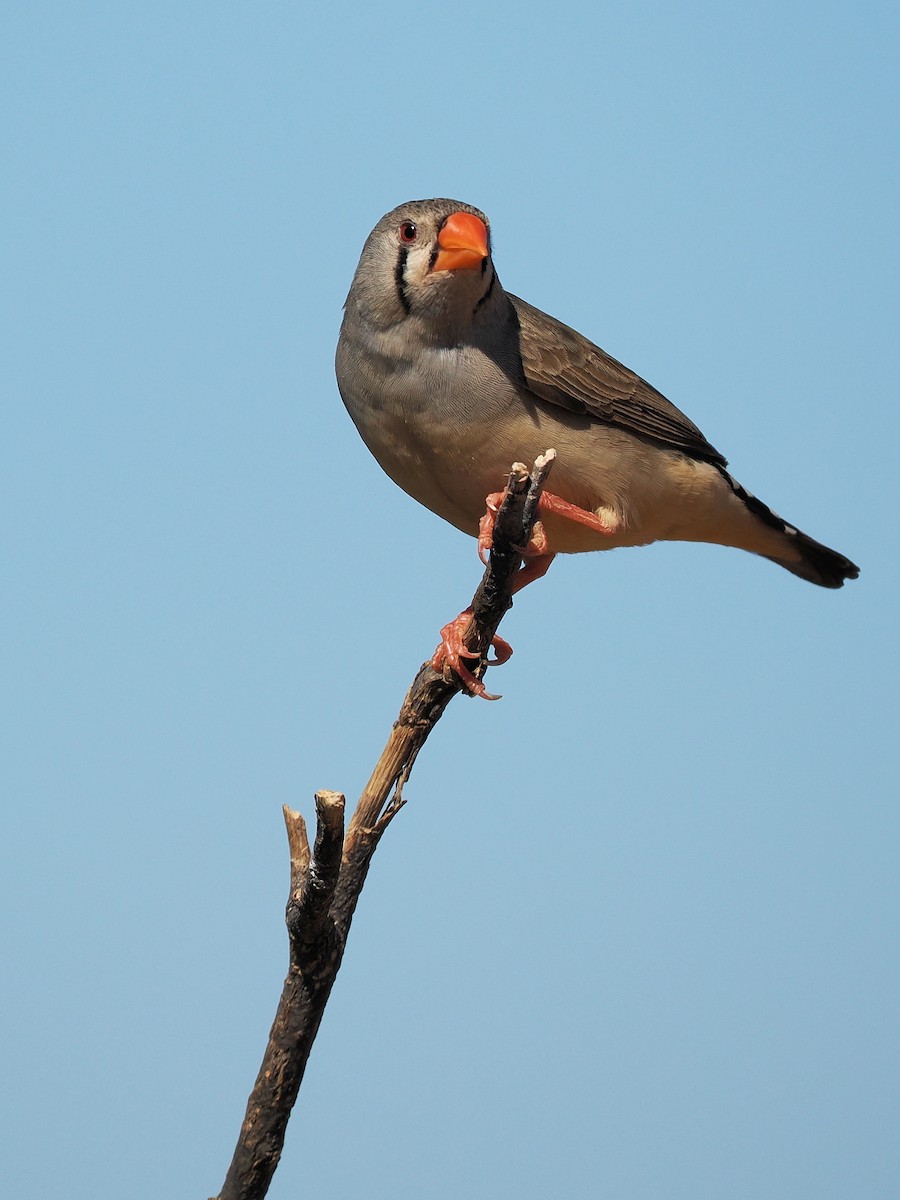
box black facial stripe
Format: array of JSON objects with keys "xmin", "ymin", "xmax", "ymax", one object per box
[
  {"xmin": 474, "ymin": 265, "xmax": 496, "ymax": 312},
  {"xmin": 395, "ymin": 245, "xmax": 411, "ymax": 315}
]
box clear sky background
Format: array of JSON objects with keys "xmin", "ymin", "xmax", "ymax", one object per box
[{"xmin": 2, "ymin": 3, "xmax": 898, "ymax": 1198}]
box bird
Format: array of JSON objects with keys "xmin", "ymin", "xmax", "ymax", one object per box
[{"xmin": 335, "ymin": 198, "xmax": 858, "ymax": 693}]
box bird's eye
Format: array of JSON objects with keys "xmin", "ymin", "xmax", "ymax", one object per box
[{"xmin": 399, "ymin": 221, "xmax": 418, "ymax": 243}]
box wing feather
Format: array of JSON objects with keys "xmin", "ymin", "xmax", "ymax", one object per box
[{"xmin": 508, "ymin": 294, "xmax": 728, "ymax": 468}]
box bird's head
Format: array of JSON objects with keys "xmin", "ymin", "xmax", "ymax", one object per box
[{"xmin": 345, "ymin": 198, "xmax": 497, "ymax": 340}]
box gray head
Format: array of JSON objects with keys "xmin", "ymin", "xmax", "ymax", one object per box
[{"xmin": 344, "ymin": 199, "xmax": 498, "ymax": 339}]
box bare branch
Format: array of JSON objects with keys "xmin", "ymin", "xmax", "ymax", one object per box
[
  {"xmin": 213, "ymin": 453, "xmax": 555, "ymax": 1200},
  {"xmin": 344, "ymin": 451, "xmax": 555, "ymax": 852}
]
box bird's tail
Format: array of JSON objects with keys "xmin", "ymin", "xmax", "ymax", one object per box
[
  {"xmin": 720, "ymin": 469, "xmax": 860, "ymax": 589},
  {"xmin": 763, "ymin": 529, "xmax": 860, "ymax": 588}
]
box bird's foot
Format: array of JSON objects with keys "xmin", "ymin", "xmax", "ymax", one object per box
[
  {"xmin": 509, "ymin": 549, "xmax": 555, "ymax": 594},
  {"xmin": 479, "ymin": 486, "xmax": 621, "ymax": 591},
  {"xmin": 431, "ymin": 608, "xmax": 513, "ymax": 701},
  {"xmin": 478, "ymin": 492, "xmax": 553, "ymax": 563},
  {"xmin": 477, "ymin": 492, "xmax": 506, "ymax": 563}
]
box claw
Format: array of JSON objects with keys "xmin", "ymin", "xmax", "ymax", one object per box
[
  {"xmin": 476, "ymin": 488, "xmax": 616, "ymax": 592},
  {"xmin": 430, "ymin": 608, "xmax": 512, "ymax": 700},
  {"xmin": 523, "ymin": 519, "xmax": 550, "ymax": 557},
  {"xmin": 486, "ymin": 633, "xmax": 513, "ymax": 665},
  {"xmin": 450, "ymin": 484, "xmax": 608, "ymax": 697},
  {"xmin": 454, "ymin": 643, "xmax": 481, "ymax": 660},
  {"xmin": 510, "ymin": 551, "xmax": 555, "ymax": 593},
  {"xmin": 477, "ymin": 492, "xmax": 505, "ymax": 564}
]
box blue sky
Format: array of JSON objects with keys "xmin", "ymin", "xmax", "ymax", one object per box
[{"xmin": 2, "ymin": 3, "xmax": 898, "ymax": 1198}]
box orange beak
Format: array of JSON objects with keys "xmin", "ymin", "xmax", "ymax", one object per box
[{"xmin": 433, "ymin": 211, "xmax": 489, "ymax": 272}]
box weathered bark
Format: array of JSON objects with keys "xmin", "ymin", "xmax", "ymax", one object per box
[{"xmin": 213, "ymin": 452, "xmax": 556, "ymax": 1200}]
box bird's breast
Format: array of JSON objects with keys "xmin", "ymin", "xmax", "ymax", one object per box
[{"xmin": 337, "ymin": 332, "xmax": 502, "ymax": 532}]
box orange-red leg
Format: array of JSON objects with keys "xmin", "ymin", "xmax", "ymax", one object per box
[
  {"xmin": 436, "ymin": 489, "xmax": 612, "ymax": 699},
  {"xmin": 537, "ymin": 491, "xmax": 618, "ymax": 538},
  {"xmin": 478, "ymin": 488, "xmax": 615, "ymax": 585}
]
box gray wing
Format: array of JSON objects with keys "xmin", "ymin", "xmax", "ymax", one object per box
[{"xmin": 507, "ymin": 293, "xmax": 728, "ymax": 468}]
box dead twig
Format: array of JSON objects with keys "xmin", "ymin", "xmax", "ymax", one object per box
[{"xmin": 213, "ymin": 450, "xmax": 556, "ymax": 1200}]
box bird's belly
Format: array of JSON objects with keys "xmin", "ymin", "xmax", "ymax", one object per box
[
  {"xmin": 355, "ymin": 412, "xmax": 485, "ymax": 533},
  {"xmin": 339, "ymin": 344, "xmax": 724, "ymax": 552}
]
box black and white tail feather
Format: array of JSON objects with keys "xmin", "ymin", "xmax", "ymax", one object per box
[{"xmin": 720, "ymin": 468, "xmax": 858, "ymax": 589}]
